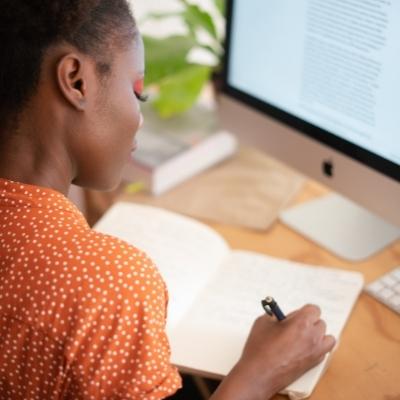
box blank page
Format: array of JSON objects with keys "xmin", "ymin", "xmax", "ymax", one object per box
[
  {"xmin": 94, "ymin": 202, "xmax": 229, "ymax": 329},
  {"xmin": 170, "ymin": 251, "xmax": 363, "ymax": 398}
]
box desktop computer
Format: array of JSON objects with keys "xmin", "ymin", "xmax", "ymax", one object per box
[{"xmin": 219, "ymin": 0, "xmax": 400, "ymax": 261}]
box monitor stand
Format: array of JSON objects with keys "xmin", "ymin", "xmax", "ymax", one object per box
[{"xmin": 280, "ymin": 193, "xmax": 400, "ymax": 261}]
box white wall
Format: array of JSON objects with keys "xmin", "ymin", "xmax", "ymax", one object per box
[{"xmin": 128, "ymin": 0, "xmax": 223, "ymax": 39}]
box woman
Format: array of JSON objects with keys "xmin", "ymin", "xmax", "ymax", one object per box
[{"xmin": 0, "ymin": 1, "xmax": 335, "ymax": 399}]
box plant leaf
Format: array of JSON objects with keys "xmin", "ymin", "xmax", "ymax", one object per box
[
  {"xmin": 182, "ymin": 3, "xmax": 218, "ymax": 41},
  {"xmin": 139, "ymin": 11, "xmax": 182, "ymax": 24},
  {"xmin": 214, "ymin": 0, "xmax": 226, "ymax": 16},
  {"xmin": 198, "ymin": 42, "xmax": 222, "ymax": 58},
  {"xmin": 154, "ymin": 64, "xmax": 211, "ymax": 118},
  {"xmin": 143, "ymin": 35, "xmax": 198, "ymax": 86}
]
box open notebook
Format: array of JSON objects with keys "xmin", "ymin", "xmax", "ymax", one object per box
[{"xmin": 94, "ymin": 202, "xmax": 364, "ymax": 400}]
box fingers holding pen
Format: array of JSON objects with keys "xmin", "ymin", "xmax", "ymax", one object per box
[
  {"xmin": 312, "ymin": 318, "xmax": 336, "ymax": 352},
  {"xmin": 298, "ymin": 306, "xmax": 336, "ymax": 349},
  {"xmin": 263, "ymin": 301, "xmax": 325, "ymax": 334},
  {"xmin": 261, "ymin": 298, "xmax": 336, "ymax": 350},
  {"xmin": 321, "ymin": 334, "xmax": 336, "ymax": 353},
  {"xmin": 274, "ymin": 301, "xmax": 336, "ymax": 355},
  {"xmin": 237, "ymin": 297, "xmax": 338, "ymax": 399},
  {"xmin": 285, "ymin": 303, "xmax": 321, "ymax": 321},
  {"xmin": 299, "ymin": 303, "xmax": 322, "ymax": 324}
]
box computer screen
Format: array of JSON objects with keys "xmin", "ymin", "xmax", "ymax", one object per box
[{"xmin": 219, "ymin": 0, "xmax": 400, "ymax": 259}]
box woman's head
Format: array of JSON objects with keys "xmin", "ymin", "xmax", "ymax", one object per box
[{"xmin": 0, "ymin": 0, "xmax": 145, "ymax": 192}]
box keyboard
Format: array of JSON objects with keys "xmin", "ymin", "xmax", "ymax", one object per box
[{"xmin": 365, "ymin": 267, "xmax": 400, "ymax": 315}]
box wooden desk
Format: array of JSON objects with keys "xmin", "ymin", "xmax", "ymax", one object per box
[
  {"xmin": 207, "ymin": 181, "xmax": 400, "ymax": 400},
  {"xmin": 120, "ymin": 179, "xmax": 400, "ymax": 400}
]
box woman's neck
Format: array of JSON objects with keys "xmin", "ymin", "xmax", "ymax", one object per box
[{"xmin": 0, "ymin": 124, "xmax": 74, "ymax": 196}]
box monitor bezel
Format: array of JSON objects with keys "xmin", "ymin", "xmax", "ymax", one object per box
[{"xmin": 221, "ymin": 0, "xmax": 400, "ymax": 184}]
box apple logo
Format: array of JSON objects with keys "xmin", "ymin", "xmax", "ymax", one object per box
[{"xmin": 322, "ymin": 159, "xmax": 334, "ymax": 177}]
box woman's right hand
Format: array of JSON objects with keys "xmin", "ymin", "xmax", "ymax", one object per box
[{"xmin": 211, "ymin": 304, "xmax": 336, "ymax": 400}]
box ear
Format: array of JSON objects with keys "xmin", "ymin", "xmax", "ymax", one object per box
[{"xmin": 56, "ymin": 53, "xmax": 92, "ymax": 111}]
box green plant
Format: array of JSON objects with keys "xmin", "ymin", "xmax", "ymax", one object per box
[{"xmin": 142, "ymin": 0, "xmax": 226, "ymax": 118}]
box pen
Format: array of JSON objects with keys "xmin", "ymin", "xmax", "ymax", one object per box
[{"xmin": 261, "ymin": 296, "xmax": 286, "ymax": 321}]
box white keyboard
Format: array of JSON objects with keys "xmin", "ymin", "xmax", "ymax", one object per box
[{"xmin": 365, "ymin": 267, "xmax": 400, "ymax": 315}]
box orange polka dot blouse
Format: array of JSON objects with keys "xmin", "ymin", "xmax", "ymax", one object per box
[{"xmin": 0, "ymin": 178, "xmax": 181, "ymax": 399}]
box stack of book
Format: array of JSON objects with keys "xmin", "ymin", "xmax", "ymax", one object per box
[{"xmin": 123, "ymin": 104, "xmax": 238, "ymax": 195}]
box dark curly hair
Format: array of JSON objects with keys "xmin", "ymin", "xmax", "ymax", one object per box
[{"xmin": 0, "ymin": 0, "xmax": 137, "ymax": 133}]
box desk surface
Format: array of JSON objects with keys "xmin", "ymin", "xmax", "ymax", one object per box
[
  {"xmin": 205, "ymin": 180, "xmax": 400, "ymax": 400},
  {"xmin": 121, "ymin": 179, "xmax": 400, "ymax": 400}
]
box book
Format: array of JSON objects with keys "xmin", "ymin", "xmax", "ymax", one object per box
[
  {"xmin": 123, "ymin": 104, "xmax": 238, "ymax": 195},
  {"xmin": 94, "ymin": 202, "xmax": 364, "ymax": 400}
]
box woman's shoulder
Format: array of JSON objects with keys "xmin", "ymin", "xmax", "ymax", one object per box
[
  {"xmin": 77, "ymin": 228, "xmax": 163, "ymax": 285},
  {"xmin": 85, "ymin": 228, "xmax": 151, "ymax": 262}
]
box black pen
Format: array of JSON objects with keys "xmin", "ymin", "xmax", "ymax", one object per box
[{"xmin": 261, "ymin": 296, "xmax": 286, "ymax": 321}]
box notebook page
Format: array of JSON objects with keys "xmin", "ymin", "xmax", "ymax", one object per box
[
  {"xmin": 169, "ymin": 250, "xmax": 363, "ymax": 397},
  {"xmin": 94, "ymin": 202, "xmax": 229, "ymax": 329}
]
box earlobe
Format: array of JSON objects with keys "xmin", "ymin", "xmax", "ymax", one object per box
[{"xmin": 57, "ymin": 53, "xmax": 88, "ymax": 111}]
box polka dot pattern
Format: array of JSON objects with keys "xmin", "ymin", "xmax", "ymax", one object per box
[{"xmin": 0, "ymin": 178, "xmax": 181, "ymax": 399}]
